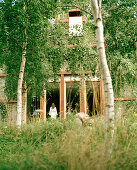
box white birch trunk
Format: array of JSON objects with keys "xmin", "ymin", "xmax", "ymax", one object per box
[
  {"xmin": 16, "ymin": 4, "xmax": 26, "ymax": 127},
  {"xmin": 16, "ymin": 45, "xmax": 26, "ymax": 126},
  {"xmin": 91, "ymin": 0, "xmax": 114, "ymax": 154}
]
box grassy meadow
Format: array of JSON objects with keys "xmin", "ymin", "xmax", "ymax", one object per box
[{"xmin": 0, "ymin": 102, "xmax": 137, "ymax": 170}]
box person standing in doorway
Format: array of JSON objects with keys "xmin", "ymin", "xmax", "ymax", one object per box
[{"xmin": 49, "ymin": 103, "xmax": 57, "ymax": 119}]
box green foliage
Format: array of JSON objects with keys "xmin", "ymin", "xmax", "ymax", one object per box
[
  {"xmin": 0, "ymin": 103, "xmax": 7, "ymax": 120},
  {"xmin": 55, "ymin": 0, "xmax": 137, "ymax": 96},
  {"xmin": 46, "ymin": 11, "xmax": 97, "ymax": 73},
  {"xmin": 0, "ymin": 0, "xmax": 136, "ymax": 99},
  {"xmin": 102, "ymin": 0, "xmax": 137, "ymax": 96},
  {"xmin": 0, "ymin": 0, "xmax": 57, "ymax": 99},
  {"xmin": 0, "ymin": 0, "xmax": 97, "ymax": 99}
]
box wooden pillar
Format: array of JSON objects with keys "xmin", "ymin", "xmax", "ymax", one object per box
[
  {"xmin": 60, "ymin": 74, "xmax": 66, "ymax": 119},
  {"xmin": 22, "ymin": 85, "xmax": 27, "ymax": 124},
  {"xmin": 100, "ymin": 80, "xmax": 105, "ymax": 115},
  {"xmin": 40, "ymin": 88, "xmax": 46, "ymax": 120},
  {"xmin": 80, "ymin": 80, "xmax": 87, "ymax": 114}
]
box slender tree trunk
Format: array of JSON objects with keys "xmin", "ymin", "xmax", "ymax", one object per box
[
  {"xmin": 16, "ymin": 45, "xmax": 26, "ymax": 126},
  {"xmin": 91, "ymin": 0, "xmax": 114, "ymax": 154},
  {"xmin": 16, "ymin": 4, "xmax": 27, "ymax": 127}
]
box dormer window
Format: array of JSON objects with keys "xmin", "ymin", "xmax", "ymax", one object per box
[{"xmin": 69, "ymin": 9, "xmax": 83, "ymax": 36}]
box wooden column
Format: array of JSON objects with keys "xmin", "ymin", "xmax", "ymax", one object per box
[
  {"xmin": 80, "ymin": 80, "xmax": 87, "ymax": 114},
  {"xmin": 40, "ymin": 89, "xmax": 46, "ymax": 120},
  {"xmin": 22, "ymin": 84, "xmax": 27, "ymax": 124},
  {"xmin": 60, "ymin": 74, "xmax": 66, "ymax": 119},
  {"xmin": 100, "ymin": 80, "xmax": 105, "ymax": 115}
]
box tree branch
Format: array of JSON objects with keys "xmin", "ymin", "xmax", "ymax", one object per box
[
  {"xmin": 5, "ymin": 31, "xmax": 23, "ymax": 48},
  {"xmin": 12, "ymin": 36, "xmax": 23, "ymax": 49},
  {"xmin": 102, "ymin": 5, "xmax": 119, "ymax": 15},
  {"xmin": 102, "ymin": 2, "xmax": 135, "ymax": 16}
]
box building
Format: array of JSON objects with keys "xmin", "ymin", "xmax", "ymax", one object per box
[{"xmin": 0, "ymin": 9, "xmax": 105, "ymax": 123}]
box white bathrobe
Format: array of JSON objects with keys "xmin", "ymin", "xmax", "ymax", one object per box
[{"xmin": 49, "ymin": 107, "xmax": 57, "ymax": 119}]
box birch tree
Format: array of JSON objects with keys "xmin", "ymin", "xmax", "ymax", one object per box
[
  {"xmin": 0, "ymin": 0, "xmax": 55, "ymax": 126},
  {"xmin": 16, "ymin": 4, "xmax": 27, "ymax": 127},
  {"xmin": 91, "ymin": 0, "xmax": 114, "ymax": 153}
]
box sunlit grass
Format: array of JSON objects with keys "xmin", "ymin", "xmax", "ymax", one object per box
[{"xmin": 0, "ymin": 103, "xmax": 136, "ymax": 170}]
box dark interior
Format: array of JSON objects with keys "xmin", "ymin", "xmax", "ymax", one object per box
[
  {"xmin": 27, "ymin": 81, "xmax": 100, "ymax": 118},
  {"xmin": 29, "ymin": 96, "xmax": 40, "ymax": 115},
  {"xmin": 87, "ymin": 89, "xmax": 93, "ymax": 116},
  {"xmin": 46, "ymin": 85, "xmax": 59, "ymax": 117},
  {"xmin": 86, "ymin": 81, "xmax": 100, "ymax": 116},
  {"xmin": 66, "ymin": 82, "xmax": 80, "ymax": 113},
  {"xmin": 69, "ymin": 11, "xmax": 81, "ymax": 17}
]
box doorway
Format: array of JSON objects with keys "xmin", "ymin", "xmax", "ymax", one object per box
[
  {"xmin": 46, "ymin": 83, "xmax": 59, "ymax": 117},
  {"xmin": 66, "ymin": 81, "xmax": 80, "ymax": 113},
  {"xmin": 86, "ymin": 81, "xmax": 100, "ymax": 116}
]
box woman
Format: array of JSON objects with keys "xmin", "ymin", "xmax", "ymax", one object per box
[{"xmin": 49, "ymin": 103, "xmax": 57, "ymax": 119}]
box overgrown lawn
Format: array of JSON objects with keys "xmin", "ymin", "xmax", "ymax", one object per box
[{"xmin": 0, "ymin": 103, "xmax": 136, "ymax": 170}]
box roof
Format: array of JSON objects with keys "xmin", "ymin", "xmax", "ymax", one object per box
[{"xmin": 69, "ymin": 9, "xmax": 81, "ymax": 12}]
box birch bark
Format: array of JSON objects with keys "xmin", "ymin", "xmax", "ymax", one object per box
[
  {"xmin": 16, "ymin": 44, "xmax": 26, "ymax": 126},
  {"xmin": 91, "ymin": 0, "xmax": 114, "ymax": 153},
  {"xmin": 16, "ymin": 4, "xmax": 27, "ymax": 127}
]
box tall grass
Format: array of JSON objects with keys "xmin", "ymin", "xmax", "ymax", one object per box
[{"xmin": 0, "ymin": 103, "xmax": 136, "ymax": 170}]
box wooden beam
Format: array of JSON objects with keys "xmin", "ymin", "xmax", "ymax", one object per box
[
  {"xmin": 114, "ymin": 97, "xmax": 136, "ymax": 101},
  {"xmin": 89, "ymin": 44, "xmax": 97, "ymax": 47},
  {"xmin": 58, "ymin": 71, "xmax": 72, "ymax": 75},
  {"xmin": 40, "ymin": 89, "xmax": 46, "ymax": 120},
  {"xmin": 0, "ymin": 74, "xmax": 7, "ymax": 77},
  {"xmin": 54, "ymin": 43, "xmax": 128, "ymax": 49},
  {"xmin": 56, "ymin": 18, "xmax": 86, "ymax": 23},
  {"xmin": 100, "ymin": 80, "xmax": 105, "ymax": 115},
  {"xmin": 80, "ymin": 80, "xmax": 87, "ymax": 114},
  {"xmin": 69, "ymin": 9, "xmax": 81, "ymax": 12},
  {"xmin": 58, "ymin": 71, "xmax": 93, "ymax": 75},
  {"xmin": 60, "ymin": 74, "xmax": 66, "ymax": 119},
  {"xmin": 0, "ymin": 100, "xmax": 17, "ymax": 103},
  {"xmin": 22, "ymin": 86, "xmax": 27, "ymax": 124}
]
